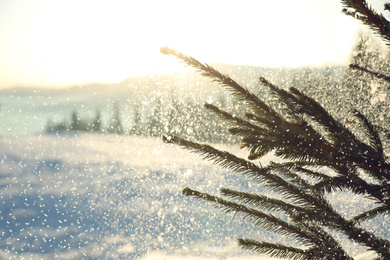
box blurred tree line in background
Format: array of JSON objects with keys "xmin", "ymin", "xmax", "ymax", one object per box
[
  {"xmin": 45, "ymin": 90, "xmax": 236, "ymax": 143},
  {"xmin": 46, "ymin": 30, "xmax": 390, "ymax": 145}
]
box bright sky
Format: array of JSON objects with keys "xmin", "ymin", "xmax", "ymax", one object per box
[{"xmin": 0, "ymin": 0, "xmax": 385, "ymax": 89}]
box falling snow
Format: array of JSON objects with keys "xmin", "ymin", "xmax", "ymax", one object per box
[
  {"xmin": 0, "ymin": 132, "xmax": 383, "ymax": 259},
  {"xmin": 0, "ymin": 133, "xmax": 262, "ymax": 259},
  {"xmin": 1, "ymin": 37, "xmax": 388, "ymax": 258}
]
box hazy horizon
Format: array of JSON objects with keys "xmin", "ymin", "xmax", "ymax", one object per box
[
  {"xmin": 0, "ymin": 0, "xmax": 378, "ymax": 90},
  {"xmin": 0, "ymin": 61, "xmax": 351, "ymax": 91}
]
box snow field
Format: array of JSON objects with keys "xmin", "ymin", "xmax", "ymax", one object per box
[
  {"xmin": 0, "ymin": 133, "xmax": 384, "ymax": 259},
  {"xmin": 0, "ymin": 133, "xmax": 262, "ymax": 259}
]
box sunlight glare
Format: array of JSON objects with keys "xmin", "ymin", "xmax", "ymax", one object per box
[{"xmin": 0, "ymin": 0, "xmax": 361, "ymax": 88}]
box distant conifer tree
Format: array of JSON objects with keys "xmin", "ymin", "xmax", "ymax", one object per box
[
  {"xmin": 161, "ymin": 1, "xmax": 390, "ymax": 259},
  {"xmin": 71, "ymin": 110, "xmax": 81, "ymax": 131},
  {"xmin": 107, "ymin": 102, "xmax": 123, "ymax": 134},
  {"xmin": 130, "ymin": 105, "xmax": 142, "ymax": 135},
  {"xmin": 148, "ymin": 97, "xmax": 163, "ymax": 137},
  {"xmin": 92, "ymin": 109, "xmax": 102, "ymax": 132}
]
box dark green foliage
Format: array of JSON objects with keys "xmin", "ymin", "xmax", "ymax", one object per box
[{"xmin": 161, "ymin": 1, "xmax": 390, "ymax": 259}]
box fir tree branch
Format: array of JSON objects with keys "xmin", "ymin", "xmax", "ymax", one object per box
[
  {"xmin": 228, "ymin": 128, "xmax": 274, "ymax": 159},
  {"xmin": 162, "ymin": 40, "xmax": 390, "ymax": 257},
  {"xmin": 204, "ymin": 103, "xmax": 273, "ymax": 159},
  {"xmin": 257, "ymin": 78, "xmax": 346, "ymax": 161},
  {"xmin": 259, "ymin": 77, "xmax": 337, "ymax": 140},
  {"xmin": 220, "ymin": 188, "xmax": 311, "ymax": 216},
  {"xmin": 163, "ymin": 134, "xmax": 320, "ymax": 207},
  {"xmin": 263, "ymin": 161, "xmax": 331, "ymax": 184},
  {"xmin": 350, "ymin": 63, "xmax": 390, "ymax": 83},
  {"xmin": 353, "ymin": 109, "xmax": 384, "ymax": 159},
  {"xmin": 295, "ymin": 166, "xmax": 331, "ymax": 182},
  {"xmin": 183, "ymin": 187, "xmax": 320, "ymax": 246},
  {"xmin": 245, "ymin": 112, "xmax": 337, "ymax": 164},
  {"xmin": 341, "ymin": 0, "xmax": 390, "ymax": 45},
  {"xmin": 343, "ymin": 8, "xmax": 369, "ymax": 24},
  {"xmin": 299, "ymin": 221, "xmax": 353, "ymax": 259},
  {"xmin": 313, "ymin": 172, "xmax": 390, "ymax": 215},
  {"xmin": 238, "ymin": 239, "xmax": 353, "ymax": 260},
  {"xmin": 160, "ymin": 47, "xmax": 283, "ymax": 124},
  {"xmin": 268, "ymin": 160, "xmax": 328, "ymax": 170},
  {"xmin": 237, "ymin": 239, "xmax": 308, "ymax": 260},
  {"xmin": 164, "ymin": 134, "xmax": 390, "ymax": 251},
  {"xmin": 165, "ymin": 135, "xmax": 390, "ymax": 253},
  {"xmin": 256, "ymin": 78, "xmax": 333, "ymax": 157},
  {"xmin": 313, "ymin": 175, "xmax": 382, "ymax": 198},
  {"xmin": 288, "ymin": 87, "xmax": 351, "ymax": 144},
  {"xmin": 265, "ymin": 165, "xmax": 312, "ymax": 191},
  {"xmin": 221, "ymin": 188, "xmax": 342, "ymax": 240},
  {"xmin": 351, "ymin": 205, "xmax": 390, "ymax": 223},
  {"xmin": 287, "ymin": 87, "xmax": 390, "ymax": 179},
  {"xmin": 259, "ymin": 76, "xmax": 302, "ymax": 122},
  {"xmin": 204, "ymin": 103, "xmax": 265, "ymax": 133},
  {"xmin": 343, "ymin": 223, "xmax": 390, "ymax": 258}
]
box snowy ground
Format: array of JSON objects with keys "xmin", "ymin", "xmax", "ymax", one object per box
[
  {"xmin": 0, "ymin": 133, "xmax": 272, "ymax": 259},
  {"xmin": 0, "ymin": 133, "xmax": 383, "ymax": 259}
]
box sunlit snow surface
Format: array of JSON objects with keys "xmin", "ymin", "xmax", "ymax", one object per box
[
  {"xmin": 0, "ymin": 133, "xmax": 262, "ymax": 259},
  {"xmin": 0, "ymin": 133, "xmax": 383, "ymax": 259}
]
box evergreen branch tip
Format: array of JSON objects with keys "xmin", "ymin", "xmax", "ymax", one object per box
[{"xmin": 182, "ymin": 187, "xmax": 200, "ymax": 197}]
